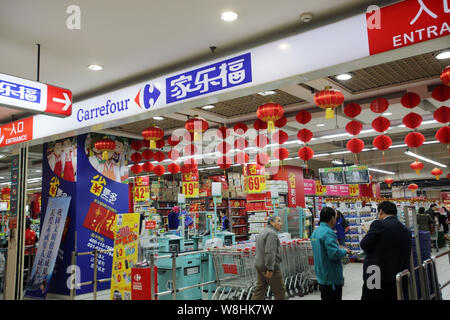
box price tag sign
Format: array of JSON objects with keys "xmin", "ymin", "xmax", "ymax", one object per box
[
  {"xmin": 145, "ymin": 221, "xmax": 156, "ymax": 230},
  {"xmin": 315, "ymin": 180, "xmax": 326, "ymax": 196},
  {"xmin": 134, "ymin": 186, "xmax": 149, "ymax": 202},
  {"xmin": 182, "ymin": 181, "xmax": 199, "ymax": 198},
  {"xmin": 246, "ymin": 175, "xmax": 266, "ymax": 194},
  {"xmin": 349, "ymin": 184, "xmax": 359, "ymax": 196}
]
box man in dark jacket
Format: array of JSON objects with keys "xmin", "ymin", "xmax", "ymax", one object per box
[{"xmin": 360, "ymin": 201, "xmax": 411, "ymax": 300}]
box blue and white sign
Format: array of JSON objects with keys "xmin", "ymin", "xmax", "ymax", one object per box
[
  {"xmin": 0, "ymin": 79, "xmax": 41, "ymax": 104},
  {"xmin": 166, "ymin": 52, "xmax": 252, "ymax": 104},
  {"xmin": 0, "ymin": 73, "xmax": 47, "ymax": 112}
]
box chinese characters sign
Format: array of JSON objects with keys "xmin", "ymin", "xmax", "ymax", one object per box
[
  {"xmin": 182, "ymin": 171, "xmax": 199, "ymax": 198},
  {"xmin": 90, "ymin": 175, "xmax": 118, "ymax": 205},
  {"xmin": 166, "ymin": 53, "xmax": 252, "ymax": 103},
  {"xmin": 244, "ymin": 164, "xmax": 266, "ymax": 194},
  {"xmin": 0, "ymin": 117, "xmax": 33, "ymax": 148}
]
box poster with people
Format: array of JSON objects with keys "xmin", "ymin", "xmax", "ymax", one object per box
[
  {"xmin": 24, "ymin": 196, "xmax": 71, "ymax": 299},
  {"xmin": 46, "ymin": 137, "xmax": 77, "ymax": 182}
]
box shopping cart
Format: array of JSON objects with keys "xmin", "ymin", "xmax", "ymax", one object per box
[{"xmin": 297, "ymin": 239, "xmax": 318, "ymax": 295}]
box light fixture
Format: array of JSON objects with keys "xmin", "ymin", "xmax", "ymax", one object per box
[
  {"xmin": 316, "ymin": 123, "xmax": 325, "ymax": 127},
  {"xmin": 313, "ymin": 153, "xmax": 330, "ymax": 157},
  {"xmin": 153, "ymin": 116, "xmax": 164, "ymax": 120},
  {"xmin": 436, "ymin": 50, "xmax": 450, "ymax": 60},
  {"xmin": 278, "ymin": 43, "xmax": 291, "ymax": 50},
  {"xmin": 202, "ymin": 105, "xmax": 215, "ymax": 110},
  {"xmin": 336, "ymin": 73, "xmax": 352, "ymax": 81},
  {"xmin": 88, "ymin": 64, "xmax": 103, "ymax": 71},
  {"xmin": 404, "ymin": 150, "xmax": 447, "ymax": 168},
  {"xmin": 320, "ymin": 133, "xmax": 350, "ymax": 139},
  {"xmin": 221, "ymin": 11, "xmax": 238, "ymax": 22},
  {"xmin": 383, "ymin": 112, "xmax": 392, "ymax": 116},
  {"xmin": 257, "ymin": 91, "xmax": 276, "ymax": 96},
  {"xmin": 331, "ymin": 150, "xmax": 351, "ymax": 155},
  {"xmin": 332, "ymin": 160, "xmax": 344, "ymax": 165},
  {"xmin": 368, "ymin": 167, "xmax": 395, "ymax": 175}
]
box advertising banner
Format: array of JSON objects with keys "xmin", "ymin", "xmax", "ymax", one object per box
[
  {"xmin": 244, "ymin": 164, "xmax": 266, "ymax": 194},
  {"xmin": 315, "ymin": 180, "xmax": 327, "ymax": 196},
  {"xmin": 110, "ymin": 213, "xmax": 140, "ymax": 300},
  {"xmin": 304, "ymin": 179, "xmax": 316, "ymax": 195},
  {"xmin": 326, "ymin": 185, "xmax": 350, "ymax": 197},
  {"xmin": 182, "ymin": 170, "xmax": 199, "ymax": 198},
  {"xmin": 24, "ymin": 196, "xmax": 71, "ymax": 299}
]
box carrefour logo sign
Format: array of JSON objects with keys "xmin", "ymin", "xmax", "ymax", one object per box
[{"xmin": 135, "ymin": 83, "xmax": 160, "ymax": 110}]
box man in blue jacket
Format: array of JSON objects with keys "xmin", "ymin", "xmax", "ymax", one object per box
[{"xmin": 311, "ymin": 207, "xmax": 350, "ymax": 300}]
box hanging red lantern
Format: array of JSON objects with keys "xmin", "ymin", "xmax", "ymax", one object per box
[
  {"xmin": 273, "ymin": 148, "xmax": 289, "ymax": 161},
  {"xmin": 156, "ymin": 139, "xmax": 165, "ymax": 149},
  {"xmin": 345, "ymin": 120, "xmax": 363, "ymax": 136},
  {"xmin": 373, "ymin": 135, "xmax": 392, "ymax": 161},
  {"xmin": 142, "ymin": 161, "xmax": 154, "ymax": 173},
  {"xmin": 168, "ymin": 149, "xmax": 180, "ymax": 161},
  {"xmin": 314, "ymin": 87, "xmax": 344, "ymax": 119},
  {"xmin": 257, "ymin": 102, "xmax": 284, "ymax": 132},
  {"xmin": 401, "ymin": 92, "xmax": 421, "ymax": 109},
  {"xmin": 343, "ymin": 103, "xmax": 362, "ymax": 118},
  {"xmin": 153, "ymin": 165, "xmax": 165, "ymax": 176},
  {"xmin": 130, "ymin": 140, "xmax": 143, "ymax": 151},
  {"xmin": 435, "ymin": 126, "xmax": 450, "ymax": 153},
  {"xmin": 217, "ymin": 156, "xmax": 232, "ymax": 170},
  {"xmin": 184, "ymin": 144, "xmax": 198, "ymax": 156},
  {"xmin": 167, "ymin": 135, "xmax": 180, "ymax": 147},
  {"xmin": 253, "ymin": 119, "xmax": 268, "ymax": 131},
  {"xmin": 272, "ymin": 130, "xmax": 289, "ymax": 145},
  {"xmin": 298, "ymin": 146, "xmax": 314, "ymax": 161},
  {"xmin": 433, "ymin": 106, "xmax": 450, "ymax": 124},
  {"xmin": 141, "ymin": 149, "xmax": 153, "ymax": 160},
  {"xmin": 217, "ymin": 141, "xmax": 231, "ymax": 154},
  {"xmin": 370, "ymin": 97, "xmax": 389, "ymax": 113},
  {"xmin": 234, "ymin": 137, "xmax": 249, "ymax": 150},
  {"xmin": 447, "ymin": 173, "xmax": 450, "ymax": 180},
  {"xmin": 441, "ymin": 66, "xmax": 450, "ymax": 86},
  {"xmin": 142, "ymin": 139, "xmax": 150, "ymax": 148},
  {"xmin": 408, "ymin": 183, "xmax": 418, "ymax": 193},
  {"xmin": 184, "ymin": 158, "xmax": 198, "ymax": 170},
  {"xmin": 346, "ymin": 138, "xmax": 365, "ymax": 154},
  {"xmin": 217, "ymin": 126, "xmax": 231, "ymax": 139},
  {"xmin": 94, "ymin": 138, "xmax": 116, "ymax": 160},
  {"xmin": 297, "ymin": 128, "xmax": 313, "ymax": 143},
  {"xmin": 142, "ymin": 126, "xmax": 164, "ymax": 149},
  {"xmin": 233, "ymin": 122, "xmax": 248, "ymax": 135},
  {"xmin": 384, "ymin": 178, "xmax": 394, "ymax": 187},
  {"xmin": 405, "ymin": 132, "xmax": 425, "ymax": 148},
  {"xmin": 402, "ymin": 112, "xmax": 423, "ymax": 129},
  {"xmin": 168, "ymin": 163, "xmax": 181, "ymax": 174},
  {"xmin": 153, "ymin": 151, "xmax": 166, "ymax": 162},
  {"xmin": 372, "ymin": 116, "xmax": 390, "ymax": 133},
  {"xmin": 256, "ymin": 152, "xmax": 270, "ymax": 166},
  {"xmin": 234, "ymin": 152, "xmax": 249, "ymax": 165},
  {"xmin": 410, "ymin": 161, "xmax": 424, "ymax": 175},
  {"xmin": 275, "ymin": 116, "xmax": 287, "ymax": 128},
  {"xmin": 185, "ymin": 117, "xmax": 208, "ymax": 141},
  {"xmin": 254, "ymin": 134, "xmax": 269, "ymax": 148},
  {"xmin": 130, "ymin": 164, "xmax": 142, "ymax": 175},
  {"xmin": 295, "ymin": 110, "xmax": 312, "ymax": 124},
  {"xmin": 432, "ymin": 84, "xmax": 450, "ymax": 102},
  {"xmin": 431, "ymin": 168, "xmax": 443, "ymax": 180},
  {"xmin": 130, "ymin": 152, "xmax": 143, "ymax": 164}
]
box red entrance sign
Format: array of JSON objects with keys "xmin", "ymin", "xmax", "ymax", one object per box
[
  {"xmin": 367, "ymin": 0, "xmax": 450, "ymax": 55},
  {"xmin": 0, "ymin": 117, "xmax": 33, "ymax": 148}
]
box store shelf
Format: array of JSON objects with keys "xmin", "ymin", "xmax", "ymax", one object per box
[{"xmin": 232, "ymin": 224, "xmax": 248, "ymax": 227}]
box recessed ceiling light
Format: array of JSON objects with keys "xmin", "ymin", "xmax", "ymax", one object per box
[
  {"xmin": 221, "ymin": 11, "xmax": 238, "ymax": 22},
  {"xmin": 257, "ymin": 91, "xmax": 276, "ymax": 96},
  {"xmin": 436, "ymin": 51, "xmax": 450, "ymax": 60},
  {"xmin": 202, "ymin": 105, "xmax": 215, "ymax": 110},
  {"xmin": 88, "ymin": 64, "xmax": 103, "ymax": 71},
  {"xmin": 316, "ymin": 123, "xmax": 325, "ymax": 127},
  {"xmin": 383, "ymin": 112, "xmax": 392, "ymax": 116},
  {"xmin": 153, "ymin": 116, "xmax": 164, "ymax": 120},
  {"xmin": 336, "ymin": 73, "xmax": 352, "ymax": 81}
]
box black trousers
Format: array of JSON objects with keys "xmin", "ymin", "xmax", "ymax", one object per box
[
  {"xmin": 319, "ymin": 284, "xmax": 343, "ymax": 300},
  {"xmin": 361, "ymin": 281, "xmax": 398, "ymax": 300}
]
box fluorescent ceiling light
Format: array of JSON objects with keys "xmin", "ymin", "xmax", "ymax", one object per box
[
  {"xmin": 153, "ymin": 116, "xmax": 164, "ymax": 120},
  {"xmin": 331, "ymin": 150, "xmax": 351, "ymax": 155},
  {"xmin": 390, "ymin": 143, "xmax": 407, "ymax": 149},
  {"xmin": 88, "ymin": 64, "xmax": 103, "ymax": 71},
  {"xmin": 0, "ymin": 155, "xmax": 6, "ymax": 159},
  {"xmin": 320, "ymin": 133, "xmax": 350, "ymax": 139},
  {"xmin": 423, "ymin": 140, "xmax": 439, "ymax": 145},
  {"xmin": 258, "ymin": 91, "xmax": 276, "ymax": 96},
  {"xmin": 360, "ymin": 129, "xmax": 376, "ymax": 134},
  {"xmin": 436, "ymin": 51, "xmax": 450, "ymax": 60},
  {"xmin": 404, "ymin": 151, "xmax": 447, "ymax": 168},
  {"xmin": 202, "ymin": 105, "xmax": 215, "ymax": 110},
  {"xmin": 316, "ymin": 123, "xmax": 325, "ymax": 127},
  {"xmin": 221, "ymin": 11, "xmax": 238, "ymax": 22},
  {"xmin": 336, "ymin": 73, "xmax": 352, "ymax": 81},
  {"xmin": 313, "ymin": 153, "xmax": 330, "ymax": 157},
  {"xmin": 332, "ymin": 160, "xmax": 344, "ymax": 165},
  {"xmin": 368, "ymin": 167, "xmax": 395, "ymax": 175},
  {"xmin": 383, "ymin": 112, "xmax": 392, "ymax": 116}
]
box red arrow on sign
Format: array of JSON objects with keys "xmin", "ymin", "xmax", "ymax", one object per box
[{"xmin": 46, "ymin": 85, "xmax": 72, "ymax": 117}]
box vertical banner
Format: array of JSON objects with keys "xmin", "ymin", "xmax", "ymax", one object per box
[
  {"xmin": 270, "ymin": 166, "xmax": 305, "ymax": 208},
  {"xmin": 303, "ymin": 179, "xmax": 316, "ymax": 195},
  {"xmin": 110, "ymin": 213, "xmax": 140, "ymax": 300},
  {"xmin": 244, "ymin": 164, "xmax": 266, "ymax": 194},
  {"xmin": 182, "ymin": 169, "xmax": 199, "ymax": 198},
  {"xmin": 24, "ymin": 196, "xmax": 71, "ymax": 299}
]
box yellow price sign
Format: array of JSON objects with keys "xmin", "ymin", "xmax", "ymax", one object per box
[
  {"xmin": 315, "ymin": 181, "xmax": 326, "ymax": 196},
  {"xmin": 134, "ymin": 186, "xmax": 149, "ymax": 202},
  {"xmin": 246, "ymin": 175, "xmax": 266, "ymax": 194},
  {"xmin": 349, "ymin": 184, "xmax": 359, "ymax": 196},
  {"xmin": 182, "ymin": 181, "xmax": 199, "ymax": 198}
]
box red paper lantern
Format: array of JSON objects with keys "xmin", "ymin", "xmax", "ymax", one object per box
[
  {"xmin": 130, "ymin": 164, "xmax": 142, "ymax": 175},
  {"xmin": 432, "ymin": 84, "xmax": 450, "ymax": 102},
  {"xmin": 275, "ymin": 116, "xmax": 287, "ymax": 128},
  {"xmin": 257, "ymin": 102, "xmax": 284, "ymax": 132},
  {"xmin": 256, "ymin": 152, "xmax": 270, "ymax": 166},
  {"xmin": 130, "ymin": 140, "xmax": 143, "ymax": 151},
  {"xmin": 130, "ymin": 152, "xmax": 143, "ymax": 164},
  {"xmin": 447, "ymin": 173, "xmax": 450, "ymax": 180},
  {"xmin": 234, "ymin": 137, "xmax": 249, "ymax": 150},
  {"xmin": 343, "ymin": 103, "xmax": 362, "ymax": 118},
  {"xmin": 401, "ymin": 92, "xmax": 421, "ymax": 109},
  {"xmin": 372, "ymin": 116, "xmax": 390, "ymax": 133},
  {"xmin": 384, "ymin": 178, "xmax": 394, "ymax": 187},
  {"xmin": 253, "ymin": 119, "xmax": 268, "ymax": 131},
  {"xmin": 314, "ymin": 87, "xmax": 344, "ymax": 119},
  {"xmin": 435, "ymin": 126, "xmax": 450, "ymax": 144},
  {"xmin": 142, "ymin": 161, "xmax": 154, "ymax": 173},
  {"xmin": 297, "ymin": 128, "xmax": 313, "ymax": 143},
  {"xmin": 373, "ymin": 135, "xmax": 392, "ymax": 151},
  {"xmin": 94, "ymin": 138, "xmax": 116, "ymax": 160},
  {"xmin": 441, "ymin": 66, "xmax": 450, "ymax": 86},
  {"xmin": 217, "ymin": 127, "xmax": 231, "ymax": 139},
  {"xmin": 153, "ymin": 165, "xmax": 165, "ymax": 176},
  {"xmin": 217, "ymin": 141, "xmax": 231, "ymax": 154},
  {"xmin": 433, "ymin": 106, "xmax": 450, "ymax": 123},
  {"xmin": 167, "ymin": 135, "xmax": 181, "ymax": 147},
  {"xmin": 156, "ymin": 139, "xmax": 165, "ymax": 149},
  {"xmin": 142, "ymin": 126, "xmax": 164, "ymax": 149},
  {"xmin": 370, "ymin": 97, "xmax": 389, "ymax": 113},
  {"xmin": 410, "ymin": 161, "xmax": 424, "ymax": 175},
  {"xmin": 141, "ymin": 149, "xmax": 153, "ymax": 160},
  {"xmin": 298, "ymin": 146, "xmax": 314, "ymax": 161},
  {"xmin": 233, "ymin": 122, "xmax": 248, "ymax": 135},
  {"xmin": 272, "ymin": 130, "xmax": 289, "ymax": 145},
  {"xmin": 234, "ymin": 152, "xmax": 249, "ymax": 165},
  {"xmin": 254, "ymin": 134, "xmax": 269, "ymax": 148},
  {"xmin": 405, "ymin": 132, "xmax": 425, "ymax": 148},
  {"xmin": 273, "ymin": 148, "xmax": 289, "ymax": 161},
  {"xmin": 217, "ymin": 156, "xmax": 232, "ymax": 170},
  {"xmin": 346, "ymin": 138, "xmax": 365, "ymax": 154},
  {"xmin": 153, "ymin": 151, "xmax": 166, "ymax": 162},
  {"xmin": 184, "ymin": 144, "xmax": 198, "ymax": 156},
  {"xmin": 142, "ymin": 139, "xmax": 150, "ymax": 148},
  {"xmin": 168, "ymin": 149, "xmax": 180, "ymax": 161},
  {"xmin": 168, "ymin": 163, "xmax": 180, "ymax": 174},
  {"xmin": 295, "ymin": 110, "xmax": 312, "ymax": 124},
  {"xmin": 345, "ymin": 120, "xmax": 363, "ymax": 136},
  {"xmin": 185, "ymin": 117, "xmax": 208, "ymax": 141},
  {"xmin": 431, "ymin": 168, "xmax": 443, "ymax": 180},
  {"xmin": 402, "ymin": 112, "xmax": 423, "ymax": 129},
  {"xmin": 408, "ymin": 183, "xmax": 418, "ymax": 191}
]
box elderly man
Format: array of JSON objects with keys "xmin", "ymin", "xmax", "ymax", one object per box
[{"xmin": 251, "ymin": 216, "xmax": 286, "ymax": 300}]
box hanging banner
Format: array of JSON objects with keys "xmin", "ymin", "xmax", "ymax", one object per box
[
  {"xmin": 349, "ymin": 184, "xmax": 360, "ymax": 196},
  {"xmin": 110, "ymin": 213, "xmax": 140, "ymax": 300},
  {"xmin": 244, "ymin": 164, "xmax": 266, "ymax": 194},
  {"xmin": 304, "ymin": 179, "xmax": 316, "ymax": 195},
  {"xmin": 24, "ymin": 196, "xmax": 71, "ymax": 299},
  {"xmin": 315, "ymin": 180, "xmax": 327, "ymax": 196},
  {"xmin": 182, "ymin": 170, "xmax": 199, "ymax": 198},
  {"xmin": 326, "ymin": 185, "xmax": 350, "ymax": 197}
]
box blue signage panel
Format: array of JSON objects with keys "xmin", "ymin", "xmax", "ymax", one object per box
[{"xmin": 0, "ymin": 79, "xmax": 41, "ymax": 104}]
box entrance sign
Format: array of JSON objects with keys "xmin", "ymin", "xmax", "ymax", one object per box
[{"xmin": 0, "ymin": 117, "xmax": 34, "ymax": 148}]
